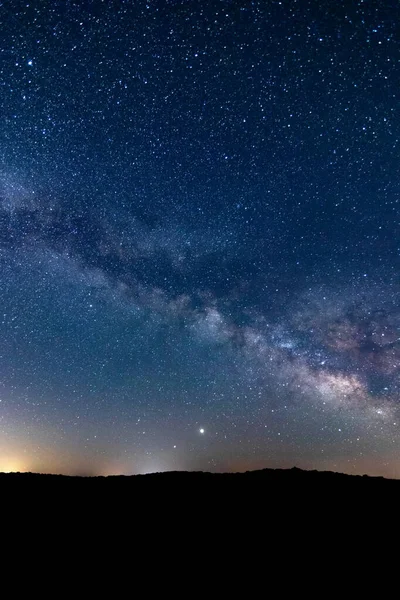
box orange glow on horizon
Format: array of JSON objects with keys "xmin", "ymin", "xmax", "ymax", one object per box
[{"xmin": 0, "ymin": 459, "xmax": 27, "ymax": 474}]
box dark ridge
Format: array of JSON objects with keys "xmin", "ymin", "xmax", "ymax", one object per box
[
  {"xmin": 1, "ymin": 465, "xmax": 398, "ymax": 484},
  {"xmin": 3, "ymin": 467, "xmax": 397, "ymax": 532}
]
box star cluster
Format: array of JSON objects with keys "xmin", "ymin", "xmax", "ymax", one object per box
[{"xmin": 0, "ymin": 0, "xmax": 399, "ymax": 477}]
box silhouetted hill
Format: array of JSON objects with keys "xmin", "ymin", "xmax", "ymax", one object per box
[
  {"xmin": 1, "ymin": 465, "xmax": 398, "ymax": 493},
  {"xmin": 2, "ymin": 467, "xmax": 396, "ymax": 538}
]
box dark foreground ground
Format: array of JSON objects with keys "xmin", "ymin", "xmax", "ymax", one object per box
[
  {"xmin": 2, "ymin": 466, "xmax": 399, "ymax": 507},
  {"xmin": 1, "ymin": 464, "xmax": 397, "ymax": 485},
  {"xmin": 2, "ymin": 464, "xmax": 398, "ymax": 488},
  {"xmin": 1, "ymin": 467, "xmax": 395, "ymax": 550}
]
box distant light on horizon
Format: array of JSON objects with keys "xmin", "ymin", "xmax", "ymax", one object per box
[{"xmin": 0, "ymin": 459, "xmax": 26, "ymax": 474}]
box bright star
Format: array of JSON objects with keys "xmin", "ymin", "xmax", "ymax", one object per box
[{"xmin": 199, "ymin": 428, "xmax": 205, "ymax": 434}]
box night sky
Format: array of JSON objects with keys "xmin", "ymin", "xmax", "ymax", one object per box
[{"xmin": 1, "ymin": 0, "xmax": 399, "ymax": 477}]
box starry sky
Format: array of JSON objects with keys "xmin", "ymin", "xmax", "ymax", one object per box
[{"xmin": 1, "ymin": 0, "xmax": 399, "ymax": 477}]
